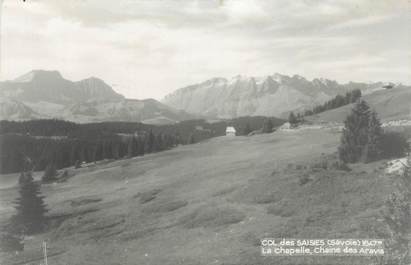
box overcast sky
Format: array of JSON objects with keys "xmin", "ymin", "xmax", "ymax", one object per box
[{"xmin": 0, "ymin": 0, "xmax": 410, "ymax": 99}]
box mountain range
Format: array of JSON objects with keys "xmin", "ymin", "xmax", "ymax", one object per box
[
  {"xmin": 1, "ymin": 70, "xmax": 410, "ymax": 123},
  {"xmin": 0, "ymin": 70, "xmax": 194, "ymax": 124},
  {"xmin": 162, "ymin": 73, "xmax": 400, "ymax": 118}
]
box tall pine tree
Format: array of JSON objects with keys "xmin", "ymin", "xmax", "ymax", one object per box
[
  {"xmin": 363, "ymin": 110, "xmax": 383, "ymax": 162},
  {"xmin": 243, "ymin": 123, "xmax": 252, "ymax": 135},
  {"xmin": 146, "ymin": 130, "xmax": 155, "ymax": 153},
  {"xmin": 42, "ymin": 162, "xmax": 57, "ymax": 183},
  {"xmin": 262, "ymin": 119, "xmax": 273, "ymax": 133},
  {"xmin": 339, "ymin": 100, "xmax": 371, "ymax": 163},
  {"xmin": 288, "ymin": 112, "xmax": 298, "ymax": 127},
  {"xmin": 127, "ymin": 136, "xmax": 138, "ymax": 157},
  {"xmin": 10, "ymin": 177, "xmax": 48, "ymax": 235}
]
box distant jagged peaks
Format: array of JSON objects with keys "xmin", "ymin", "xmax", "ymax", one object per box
[
  {"xmin": 163, "ymin": 73, "xmax": 398, "ymax": 119},
  {"xmin": 0, "ymin": 70, "xmax": 194, "ymax": 124}
]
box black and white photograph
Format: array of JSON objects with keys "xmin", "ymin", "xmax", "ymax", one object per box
[{"xmin": 0, "ymin": 0, "xmax": 410, "ymax": 264}]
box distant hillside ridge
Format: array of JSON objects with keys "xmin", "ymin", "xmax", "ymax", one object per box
[
  {"xmin": 306, "ymin": 85, "xmax": 411, "ymax": 123},
  {"xmin": 0, "ymin": 70, "xmax": 194, "ymax": 124}
]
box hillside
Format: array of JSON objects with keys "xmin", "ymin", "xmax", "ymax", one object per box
[
  {"xmin": 162, "ymin": 73, "xmax": 396, "ymax": 119},
  {"xmin": 0, "ymin": 98, "xmax": 40, "ymax": 121},
  {"xmin": 0, "ymin": 70, "xmax": 194, "ymax": 124},
  {"xmin": 0, "ymin": 128, "xmax": 401, "ymax": 265},
  {"xmin": 307, "ymin": 85, "xmax": 411, "ymax": 123},
  {"xmin": 0, "ymin": 70, "xmax": 124, "ymax": 105}
]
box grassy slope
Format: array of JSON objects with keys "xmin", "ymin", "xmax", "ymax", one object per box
[
  {"xmin": 307, "ymin": 86, "xmax": 411, "ymax": 123},
  {"xmin": 0, "ymin": 129, "xmax": 400, "ymax": 265}
]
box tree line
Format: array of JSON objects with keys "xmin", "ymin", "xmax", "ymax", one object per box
[
  {"xmin": 1, "ymin": 131, "xmax": 190, "ymax": 174},
  {"xmin": 0, "ymin": 117, "xmax": 285, "ymax": 174},
  {"xmin": 304, "ymin": 89, "xmax": 362, "ymax": 116},
  {"xmin": 286, "ymin": 89, "xmax": 363, "ymax": 127}
]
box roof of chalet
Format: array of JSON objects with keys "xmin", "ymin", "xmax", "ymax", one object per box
[{"xmin": 226, "ymin": 126, "xmax": 236, "ymax": 133}]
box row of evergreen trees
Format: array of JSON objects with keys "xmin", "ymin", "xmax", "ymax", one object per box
[
  {"xmin": 304, "ymin": 89, "xmax": 362, "ymax": 116},
  {"xmin": 0, "ymin": 131, "xmax": 183, "ymax": 174},
  {"xmin": 288, "ymin": 112, "xmax": 304, "ymax": 127},
  {"xmin": 239, "ymin": 118, "xmax": 278, "ymax": 135},
  {"xmin": 283, "ymin": 89, "xmax": 362, "ymax": 129},
  {"xmin": 1, "ymin": 117, "xmax": 287, "ymax": 174}
]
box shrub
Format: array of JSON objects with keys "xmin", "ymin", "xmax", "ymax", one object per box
[
  {"xmin": 288, "ymin": 112, "xmax": 298, "ymax": 127},
  {"xmin": 74, "ymin": 160, "xmax": 81, "ymax": 169},
  {"xmin": 330, "ymin": 160, "xmax": 351, "ymax": 171},
  {"xmin": 311, "ymin": 160, "xmax": 328, "ymax": 170},
  {"xmin": 382, "ymin": 190, "xmax": 410, "ymax": 265},
  {"xmin": 380, "ymin": 132, "xmax": 409, "ymax": 159},
  {"xmin": 381, "ymin": 160, "xmax": 411, "ymax": 265},
  {"xmin": 18, "ymin": 171, "xmax": 33, "ymax": 185},
  {"xmin": 403, "ymin": 156, "xmax": 411, "ymax": 181},
  {"xmin": 0, "ymin": 232, "xmax": 23, "ymax": 252},
  {"xmin": 262, "ymin": 119, "xmax": 273, "ymax": 133},
  {"xmin": 42, "ymin": 163, "xmax": 57, "ymax": 183},
  {"xmin": 61, "ymin": 169, "xmax": 68, "ymax": 178},
  {"xmin": 298, "ymin": 174, "xmax": 311, "ymax": 185}
]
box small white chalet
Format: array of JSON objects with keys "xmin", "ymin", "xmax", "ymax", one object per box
[{"xmin": 226, "ymin": 126, "xmax": 236, "ymax": 136}]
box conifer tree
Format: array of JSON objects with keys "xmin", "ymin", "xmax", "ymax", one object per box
[
  {"xmin": 174, "ymin": 133, "xmax": 181, "ymax": 146},
  {"xmin": 339, "ymin": 100, "xmax": 371, "ymax": 163},
  {"xmin": 262, "ymin": 119, "xmax": 273, "ymax": 133},
  {"xmin": 404, "ymin": 155, "xmax": 411, "ymax": 181},
  {"xmin": 10, "ymin": 177, "xmax": 48, "ymax": 235},
  {"xmin": 288, "ymin": 112, "xmax": 298, "ymax": 127},
  {"xmin": 102, "ymin": 141, "xmax": 110, "ymax": 159},
  {"xmin": 69, "ymin": 144, "xmax": 78, "ymax": 165},
  {"xmin": 0, "ymin": 231, "xmax": 24, "ymax": 252},
  {"xmin": 243, "ymin": 123, "xmax": 252, "ymax": 135},
  {"xmin": 296, "ymin": 113, "xmax": 304, "ymax": 123},
  {"xmin": 155, "ymin": 134, "xmax": 164, "ymax": 151},
  {"xmin": 127, "ymin": 138, "xmax": 133, "ymax": 158},
  {"xmin": 112, "ymin": 142, "xmax": 120, "ymax": 159},
  {"xmin": 18, "ymin": 171, "xmax": 33, "ymax": 185},
  {"xmin": 146, "ymin": 130, "xmax": 155, "ymax": 153},
  {"xmin": 363, "ymin": 110, "xmax": 383, "ymax": 162},
  {"xmin": 94, "ymin": 141, "xmax": 103, "ymax": 161},
  {"xmin": 42, "ymin": 162, "xmax": 57, "ymax": 183},
  {"xmin": 139, "ymin": 137, "xmax": 145, "ymax": 156},
  {"xmin": 129, "ymin": 136, "xmax": 138, "ymax": 157},
  {"xmin": 188, "ymin": 134, "xmax": 195, "ymax": 144}
]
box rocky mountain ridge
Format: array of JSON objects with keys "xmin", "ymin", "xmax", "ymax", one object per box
[
  {"xmin": 0, "ymin": 70, "xmax": 193, "ymax": 124},
  {"xmin": 163, "ymin": 73, "xmax": 399, "ymax": 118}
]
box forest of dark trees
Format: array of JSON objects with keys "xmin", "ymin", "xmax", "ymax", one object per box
[
  {"xmin": 303, "ymin": 89, "xmax": 362, "ymax": 116},
  {"xmin": 0, "ymin": 117, "xmax": 284, "ymax": 174}
]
